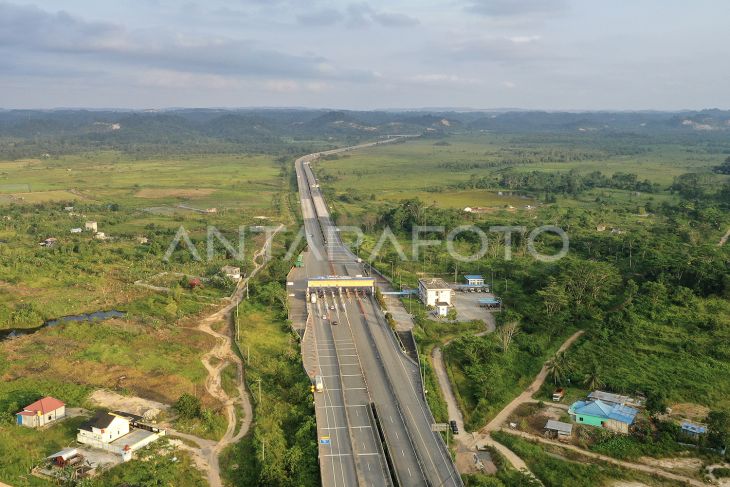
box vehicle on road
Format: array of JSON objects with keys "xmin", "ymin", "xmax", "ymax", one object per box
[
  {"xmin": 329, "ymin": 305, "xmax": 335, "ymax": 310},
  {"xmin": 322, "ymin": 315, "xmax": 327, "ymax": 320},
  {"xmin": 332, "ymin": 320, "xmax": 339, "ymax": 326},
  {"xmin": 314, "ymin": 375, "xmax": 324, "ymax": 392},
  {"xmin": 450, "ymin": 420, "xmax": 459, "ymax": 434},
  {"xmin": 310, "ymin": 294, "xmax": 317, "ymax": 304}
]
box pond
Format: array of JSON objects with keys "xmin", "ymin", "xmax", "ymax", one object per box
[{"xmin": 0, "ymin": 310, "xmax": 125, "ymax": 341}]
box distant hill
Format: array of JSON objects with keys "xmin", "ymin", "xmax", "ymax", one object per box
[{"xmin": 0, "ymin": 108, "xmax": 728, "ymax": 159}]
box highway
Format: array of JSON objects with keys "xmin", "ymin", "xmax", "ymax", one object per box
[{"xmin": 294, "ymin": 138, "xmax": 462, "ymax": 487}]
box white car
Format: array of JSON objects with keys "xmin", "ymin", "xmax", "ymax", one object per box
[{"xmin": 322, "ymin": 315, "xmax": 327, "ymax": 320}]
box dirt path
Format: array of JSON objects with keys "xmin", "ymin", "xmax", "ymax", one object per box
[
  {"xmin": 719, "ymin": 228, "xmax": 730, "ymax": 246},
  {"xmin": 170, "ymin": 224, "xmax": 283, "ymax": 487},
  {"xmin": 500, "ymin": 429, "xmax": 707, "ymax": 487},
  {"xmin": 430, "ymin": 329, "xmax": 584, "ymax": 480}
]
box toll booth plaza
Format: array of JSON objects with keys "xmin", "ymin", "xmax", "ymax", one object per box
[{"xmin": 306, "ymin": 276, "xmax": 375, "ymax": 298}]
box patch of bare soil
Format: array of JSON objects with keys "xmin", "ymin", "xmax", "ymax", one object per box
[
  {"xmin": 90, "ymin": 389, "xmax": 171, "ymax": 417},
  {"xmin": 611, "ymin": 482, "xmax": 651, "ymax": 487},
  {"xmin": 638, "ymin": 455, "xmax": 703, "ymax": 473}
]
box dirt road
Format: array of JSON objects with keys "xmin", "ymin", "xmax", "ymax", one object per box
[
  {"xmin": 170, "ymin": 224, "xmax": 283, "ymax": 487},
  {"xmin": 430, "ymin": 328, "xmax": 584, "ymax": 480},
  {"xmin": 500, "ymin": 428, "xmax": 707, "ymax": 487}
]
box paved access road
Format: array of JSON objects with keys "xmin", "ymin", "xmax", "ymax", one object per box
[{"xmin": 294, "ymin": 139, "xmax": 462, "ymax": 487}]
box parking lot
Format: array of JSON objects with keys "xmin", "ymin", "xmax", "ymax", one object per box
[{"xmin": 451, "ymin": 288, "xmax": 498, "ymax": 331}]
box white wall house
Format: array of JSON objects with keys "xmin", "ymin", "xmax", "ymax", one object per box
[
  {"xmin": 418, "ymin": 278, "xmax": 452, "ymax": 307},
  {"xmin": 77, "ymin": 412, "xmax": 130, "ymax": 447},
  {"xmin": 85, "ymin": 221, "xmax": 98, "ymax": 232}
]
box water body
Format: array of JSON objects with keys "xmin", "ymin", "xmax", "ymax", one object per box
[{"xmin": 0, "ymin": 310, "xmax": 125, "ymax": 341}]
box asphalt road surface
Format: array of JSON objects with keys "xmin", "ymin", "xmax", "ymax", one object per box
[{"xmin": 295, "ymin": 140, "xmax": 462, "ymax": 487}]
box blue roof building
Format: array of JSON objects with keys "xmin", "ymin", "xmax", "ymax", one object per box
[
  {"xmin": 569, "ymin": 399, "xmax": 639, "ymax": 434},
  {"xmin": 463, "ymin": 274, "xmax": 485, "ymax": 286}
]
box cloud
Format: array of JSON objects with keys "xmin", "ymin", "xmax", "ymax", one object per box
[
  {"xmin": 297, "ymin": 8, "xmax": 343, "ymax": 26},
  {"xmin": 464, "ymin": 0, "xmax": 567, "ymax": 17},
  {"xmin": 346, "ymin": 3, "xmax": 419, "ymax": 28},
  {"xmin": 440, "ymin": 35, "xmax": 547, "ymax": 65},
  {"xmin": 0, "ymin": 2, "xmax": 375, "ymax": 82}
]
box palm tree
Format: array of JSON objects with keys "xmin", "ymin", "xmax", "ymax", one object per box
[
  {"xmin": 583, "ymin": 364, "xmax": 604, "ymax": 391},
  {"xmin": 546, "ymin": 351, "xmax": 573, "ymax": 386}
]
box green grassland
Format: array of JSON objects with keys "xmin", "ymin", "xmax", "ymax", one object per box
[{"xmin": 315, "ymin": 133, "xmax": 728, "ymax": 220}]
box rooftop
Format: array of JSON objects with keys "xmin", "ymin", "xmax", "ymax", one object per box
[
  {"xmin": 464, "ymin": 274, "xmax": 484, "ymax": 280},
  {"xmin": 419, "ymin": 278, "xmax": 450, "ymax": 290},
  {"xmin": 570, "ymin": 399, "xmax": 639, "ymax": 425},
  {"xmin": 18, "ymin": 396, "xmax": 65, "ymax": 415},
  {"xmin": 588, "ymin": 390, "xmax": 634, "ymax": 405},
  {"xmin": 79, "ymin": 411, "xmax": 128, "ymax": 431},
  {"xmin": 545, "ymin": 420, "xmax": 573, "ymax": 434}
]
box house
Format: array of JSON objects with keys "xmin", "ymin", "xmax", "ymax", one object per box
[
  {"xmin": 77, "ymin": 411, "xmax": 165, "ymax": 460},
  {"xmin": 70, "ymin": 228, "xmax": 82, "ymax": 233},
  {"xmin": 94, "ymin": 232, "xmax": 107, "ymax": 240},
  {"xmin": 544, "ymin": 420, "xmax": 573, "ymax": 440},
  {"xmin": 85, "ymin": 221, "xmax": 98, "ymax": 232},
  {"xmin": 596, "ymin": 224, "xmax": 607, "ymax": 232},
  {"xmin": 64, "ymin": 206, "xmax": 74, "ymax": 212},
  {"xmin": 40, "ymin": 237, "xmax": 58, "ymax": 247},
  {"xmin": 464, "ymin": 274, "xmax": 485, "ymax": 286},
  {"xmin": 136, "ymin": 236, "xmax": 149, "ymax": 244},
  {"xmin": 17, "ymin": 396, "xmax": 66, "ymax": 428},
  {"xmin": 221, "ymin": 265, "xmax": 242, "ymax": 281},
  {"xmin": 78, "ymin": 411, "xmax": 131, "ymax": 446},
  {"xmin": 418, "ymin": 278, "xmax": 452, "ymax": 307},
  {"xmin": 569, "ymin": 399, "xmax": 638, "ymax": 434},
  {"xmin": 205, "ymin": 208, "xmax": 218, "ymax": 214},
  {"xmin": 435, "ymin": 302, "xmax": 449, "ymax": 317}
]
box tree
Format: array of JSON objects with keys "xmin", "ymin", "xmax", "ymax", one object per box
[
  {"xmin": 546, "ymin": 351, "xmax": 573, "ymax": 386},
  {"xmin": 173, "ymin": 393, "xmax": 201, "ymax": 419},
  {"xmin": 582, "ymin": 364, "xmax": 604, "ymax": 391},
  {"xmin": 707, "ymin": 410, "xmax": 730, "ymax": 451},
  {"xmin": 644, "ymin": 388, "xmax": 668, "ymax": 417},
  {"xmin": 498, "ymin": 321, "xmax": 519, "ymax": 353},
  {"xmin": 713, "ymin": 157, "xmax": 730, "ymax": 175}
]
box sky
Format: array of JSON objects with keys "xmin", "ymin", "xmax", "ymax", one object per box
[{"xmin": 1, "ymin": 0, "xmax": 729, "ymax": 110}]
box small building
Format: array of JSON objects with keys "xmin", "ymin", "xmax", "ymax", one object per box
[
  {"xmin": 435, "ymin": 301, "xmax": 449, "ymax": 317},
  {"xmin": 64, "ymin": 206, "xmax": 74, "ymax": 212},
  {"xmin": 136, "ymin": 236, "xmax": 149, "ymax": 244},
  {"xmin": 16, "ymin": 396, "xmax": 66, "ymax": 428},
  {"xmin": 418, "ymin": 278, "xmax": 452, "ymax": 307},
  {"xmin": 588, "ymin": 390, "xmax": 641, "ymax": 407},
  {"xmin": 40, "ymin": 237, "xmax": 58, "ymax": 248},
  {"xmin": 85, "ymin": 221, "xmax": 98, "ymax": 232},
  {"xmin": 70, "ymin": 228, "xmax": 82, "ymax": 234},
  {"xmin": 596, "ymin": 224, "xmax": 607, "ymax": 232},
  {"xmin": 569, "ymin": 399, "xmax": 638, "ymax": 434},
  {"xmin": 221, "ymin": 266, "xmax": 242, "ymax": 281},
  {"xmin": 47, "ymin": 448, "xmax": 81, "ymax": 467},
  {"xmin": 205, "ymin": 208, "xmax": 218, "ymax": 214},
  {"xmin": 681, "ymin": 421, "xmax": 707, "ymax": 439},
  {"xmin": 544, "ymin": 419, "xmax": 573, "ymax": 440},
  {"xmin": 94, "ymin": 232, "xmax": 107, "ymax": 240},
  {"xmin": 464, "ymin": 275, "xmax": 485, "ymax": 286}
]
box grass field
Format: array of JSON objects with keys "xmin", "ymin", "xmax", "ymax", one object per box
[{"xmin": 315, "ymin": 134, "xmax": 726, "ymax": 219}]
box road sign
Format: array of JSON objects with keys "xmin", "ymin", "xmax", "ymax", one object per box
[
  {"xmin": 431, "ymin": 423, "xmax": 449, "ymax": 432},
  {"xmin": 319, "ymin": 436, "xmax": 331, "ymax": 445}
]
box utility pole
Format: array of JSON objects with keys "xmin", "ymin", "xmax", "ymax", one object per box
[
  {"xmin": 257, "ymin": 378, "xmax": 263, "ymax": 405},
  {"xmin": 454, "ymin": 261, "xmax": 458, "ymax": 284}
]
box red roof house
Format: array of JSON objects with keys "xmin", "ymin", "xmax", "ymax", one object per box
[{"xmin": 16, "ymin": 396, "xmax": 66, "ymax": 428}]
